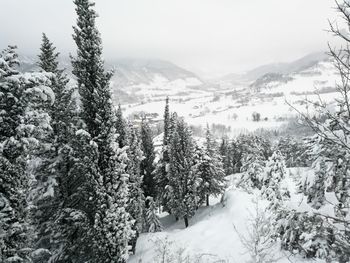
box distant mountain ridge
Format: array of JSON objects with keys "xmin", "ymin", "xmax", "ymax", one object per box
[
  {"xmin": 17, "ymin": 55, "xmax": 201, "ymax": 103},
  {"xmin": 245, "ymin": 52, "xmax": 329, "ymax": 79},
  {"xmin": 17, "ymin": 51, "xmax": 333, "ymax": 105},
  {"xmin": 220, "ymin": 51, "xmax": 330, "ymax": 83},
  {"xmin": 109, "ymin": 58, "xmax": 198, "ymax": 87}
]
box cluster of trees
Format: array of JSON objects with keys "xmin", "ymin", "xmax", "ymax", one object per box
[
  {"xmin": 0, "ymin": 1, "xmax": 227, "ymax": 262},
  {"xmin": 252, "ymin": 112, "xmax": 261, "ymax": 122},
  {"xmin": 154, "ymin": 98, "xmax": 227, "ymax": 227},
  {"xmin": 0, "ymin": 0, "xmax": 155, "ymax": 262},
  {"xmin": 219, "ymin": 134, "xmax": 272, "ymax": 176}
]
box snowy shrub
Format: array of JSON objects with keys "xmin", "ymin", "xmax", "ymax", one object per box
[
  {"xmin": 146, "ymin": 197, "xmax": 162, "ymax": 233},
  {"xmin": 234, "ymin": 200, "xmax": 282, "ymax": 263},
  {"xmin": 238, "ymin": 153, "xmax": 265, "ymax": 191},
  {"xmin": 275, "ymin": 209, "xmax": 336, "ymax": 260},
  {"xmin": 260, "ymin": 151, "xmax": 290, "ymax": 206}
]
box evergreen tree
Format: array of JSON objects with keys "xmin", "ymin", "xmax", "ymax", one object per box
[
  {"xmin": 0, "ymin": 46, "xmax": 54, "ymax": 262},
  {"xmin": 145, "ymin": 197, "xmax": 162, "ymax": 233},
  {"xmin": 261, "ymin": 151, "xmax": 289, "ymax": 208},
  {"xmin": 38, "ymin": 33, "xmax": 59, "ymax": 72},
  {"xmin": 50, "ymin": 129, "xmax": 101, "ymax": 263},
  {"xmin": 127, "ymin": 126, "xmax": 146, "ymax": 254},
  {"xmin": 0, "ymin": 46, "xmax": 29, "ymax": 262},
  {"xmin": 163, "ymin": 97, "xmax": 170, "ymax": 146},
  {"xmin": 196, "ymin": 125, "xmax": 226, "ymax": 206},
  {"xmin": 239, "ymin": 152, "xmax": 265, "ymax": 190},
  {"xmin": 31, "ymin": 33, "xmax": 78, "ymax": 261},
  {"xmin": 154, "ymin": 98, "xmax": 171, "ymax": 210},
  {"xmin": 219, "ymin": 136, "xmax": 235, "ymax": 176},
  {"xmin": 140, "ymin": 119, "xmax": 156, "ymax": 198},
  {"xmin": 115, "ymin": 104, "xmax": 128, "ymax": 148},
  {"xmin": 167, "ymin": 118, "xmax": 199, "ymax": 227},
  {"xmin": 71, "ymin": 0, "xmax": 133, "ymax": 261},
  {"xmin": 277, "ymin": 136, "xmax": 307, "ymax": 167}
]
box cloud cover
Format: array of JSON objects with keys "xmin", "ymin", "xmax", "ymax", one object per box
[{"xmin": 0, "ymin": 0, "xmax": 338, "ymax": 76}]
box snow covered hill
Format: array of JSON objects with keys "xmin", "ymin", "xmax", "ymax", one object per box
[
  {"xmin": 18, "ymin": 55, "xmax": 204, "ymax": 104},
  {"xmin": 128, "ymin": 171, "xmax": 324, "ymax": 263}
]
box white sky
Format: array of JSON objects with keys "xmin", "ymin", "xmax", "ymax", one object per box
[{"xmin": 0, "ymin": 0, "xmax": 339, "ymax": 76}]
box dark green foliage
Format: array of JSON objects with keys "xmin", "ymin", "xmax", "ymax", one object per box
[
  {"xmin": 145, "ymin": 197, "xmax": 162, "ymax": 232},
  {"xmin": 50, "ymin": 130, "xmax": 100, "ymax": 263},
  {"xmin": 38, "ymin": 33, "xmax": 59, "ymax": 73},
  {"xmin": 127, "ymin": 126, "xmax": 146, "ymax": 253},
  {"xmin": 115, "ymin": 104, "xmax": 128, "ymax": 148},
  {"xmin": 140, "ymin": 119, "xmax": 156, "ymax": 198},
  {"xmin": 163, "ymin": 97, "xmax": 170, "ymax": 146},
  {"xmin": 0, "ymin": 46, "xmax": 54, "ymax": 262},
  {"xmin": 31, "ymin": 33, "xmax": 78, "ymax": 261},
  {"xmin": 196, "ymin": 126, "xmax": 226, "ymax": 206},
  {"xmin": 277, "ymin": 136, "xmax": 309, "ymax": 167},
  {"xmin": 219, "ymin": 137, "xmax": 234, "ymax": 175},
  {"xmin": 275, "ymin": 210, "xmax": 335, "ymax": 260},
  {"xmin": 219, "ymin": 134, "xmax": 272, "ymax": 176},
  {"xmin": 167, "ymin": 118, "xmax": 199, "ymax": 227},
  {"xmin": 154, "ymin": 98, "xmax": 171, "ymax": 210},
  {"xmin": 69, "ymin": 0, "xmax": 134, "ymax": 261}
]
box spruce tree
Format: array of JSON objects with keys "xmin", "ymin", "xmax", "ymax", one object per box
[
  {"xmin": 127, "ymin": 126, "xmax": 146, "ymax": 254},
  {"xmin": 71, "ymin": 0, "xmax": 133, "ymax": 261},
  {"xmin": 145, "ymin": 197, "xmax": 162, "ymax": 233},
  {"xmin": 196, "ymin": 125, "xmax": 226, "ymax": 206},
  {"xmin": 51, "ymin": 129, "xmax": 100, "ymax": 263},
  {"xmin": 219, "ymin": 136, "xmax": 234, "ymax": 175},
  {"xmin": 307, "ymin": 159, "xmax": 327, "ymax": 209},
  {"xmin": 38, "ymin": 33, "xmax": 59, "ymax": 72},
  {"xmin": 140, "ymin": 119, "xmax": 156, "ymax": 198},
  {"xmin": 167, "ymin": 118, "xmax": 199, "ymax": 227},
  {"xmin": 31, "ymin": 33, "xmax": 78, "ymax": 261},
  {"xmin": 0, "ymin": 46, "xmax": 29, "ymax": 262},
  {"xmin": 163, "ymin": 97, "xmax": 170, "ymax": 146},
  {"xmin": 154, "ymin": 98, "xmax": 171, "ymax": 210},
  {"xmin": 115, "ymin": 104, "xmax": 128, "ymax": 148},
  {"xmin": 0, "ymin": 46, "xmax": 54, "ymax": 262},
  {"xmin": 239, "ymin": 153, "xmax": 265, "ymax": 190},
  {"xmin": 261, "ymin": 151, "xmax": 289, "ymax": 208}
]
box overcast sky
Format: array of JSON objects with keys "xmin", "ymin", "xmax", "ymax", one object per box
[{"xmin": 0, "ymin": 0, "xmax": 339, "ymax": 76}]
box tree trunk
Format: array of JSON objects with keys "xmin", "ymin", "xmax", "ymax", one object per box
[
  {"xmin": 175, "ymin": 216, "xmax": 179, "ymax": 221},
  {"xmin": 206, "ymin": 195, "xmax": 209, "ymax": 206},
  {"xmin": 184, "ymin": 216, "xmax": 189, "ymax": 228}
]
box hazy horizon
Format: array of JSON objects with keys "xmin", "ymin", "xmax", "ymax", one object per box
[{"xmin": 0, "ymin": 0, "xmax": 340, "ymax": 77}]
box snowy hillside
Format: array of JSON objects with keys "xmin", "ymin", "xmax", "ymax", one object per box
[{"xmin": 128, "ymin": 170, "xmax": 324, "ymax": 263}]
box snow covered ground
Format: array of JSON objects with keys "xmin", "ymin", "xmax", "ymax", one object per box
[{"xmin": 128, "ymin": 170, "xmax": 325, "ymax": 263}]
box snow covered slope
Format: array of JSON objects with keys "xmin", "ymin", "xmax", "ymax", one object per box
[{"xmin": 128, "ymin": 171, "xmax": 324, "ymax": 263}]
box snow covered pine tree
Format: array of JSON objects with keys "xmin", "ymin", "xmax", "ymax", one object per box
[
  {"xmin": 196, "ymin": 125, "xmax": 226, "ymax": 206},
  {"xmin": 167, "ymin": 118, "xmax": 200, "ymax": 227},
  {"xmin": 70, "ymin": 0, "xmax": 134, "ymax": 261},
  {"xmin": 0, "ymin": 46, "xmax": 55, "ymax": 262}
]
